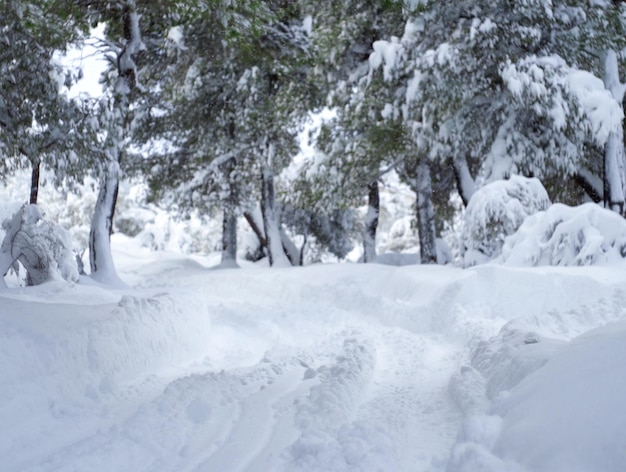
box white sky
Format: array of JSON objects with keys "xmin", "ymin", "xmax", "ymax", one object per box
[{"xmin": 60, "ymin": 23, "xmax": 108, "ymax": 99}]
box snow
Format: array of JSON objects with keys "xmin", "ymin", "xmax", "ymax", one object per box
[
  {"xmin": 461, "ymin": 176, "xmax": 551, "ymax": 267},
  {"xmin": 501, "ymin": 202, "xmax": 626, "ymax": 266},
  {"xmin": 3, "ymin": 230, "xmax": 626, "ymax": 471},
  {"xmin": 0, "ymin": 204, "xmax": 78, "ymax": 286}
]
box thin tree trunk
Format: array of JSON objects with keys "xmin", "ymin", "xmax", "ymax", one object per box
[
  {"xmin": 260, "ymin": 143, "xmax": 290, "ymax": 267},
  {"xmin": 603, "ymin": 49, "xmax": 626, "ymax": 215},
  {"xmin": 89, "ymin": 0, "xmax": 142, "ymax": 284},
  {"xmin": 244, "ymin": 211, "xmax": 267, "ymax": 248},
  {"xmin": 30, "ymin": 159, "xmax": 40, "ymax": 205},
  {"xmin": 416, "ymin": 159, "xmax": 437, "ymax": 264},
  {"xmin": 363, "ymin": 180, "xmax": 379, "ymax": 263},
  {"xmin": 221, "ymin": 208, "xmax": 238, "ymax": 267},
  {"xmin": 574, "ymin": 172, "xmax": 602, "ymax": 204},
  {"xmin": 89, "ymin": 161, "xmax": 121, "ymax": 283},
  {"xmin": 452, "ymin": 155, "xmax": 476, "ymax": 207},
  {"xmin": 299, "ymin": 232, "xmax": 308, "ymax": 266}
]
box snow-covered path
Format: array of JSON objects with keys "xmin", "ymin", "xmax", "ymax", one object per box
[
  {"xmin": 4, "ymin": 240, "xmax": 626, "ymax": 472},
  {"xmin": 118, "ymin": 255, "xmax": 466, "ymax": 471}
]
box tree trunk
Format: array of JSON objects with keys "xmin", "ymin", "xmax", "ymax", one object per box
[
  {"xmin": 244, "ymin": 211, "xmax": 267, "ymax": 248},
  {"xmin": 30, "ymin": 159, "xmax": 40, "ymax": 205},
  {"xmin": 603, "ymin": 50, "xmax": 626, "ymax": 215},
  {"xmin": 363, "ymin": 180, "xmax": 379, "ymax": 263},
  {"xmin": 574, "ymin": 170, "xmax": 603, "ymax": 204},
  {"xmin": 299, "ymin": 232, "xmax": 308, "ymax": 266},
  {"xmin": 416, "ymin": 159, "xmax": 437, "ymax": 264},
  {"xmin": 261, "ymin": 144, "xmax": 290, "ymax": 267},
  {"xmin": 89, "ymin": 161, "xmax": 122, "ymax": 284},
  {"xmin": 88, "ymin": 0, "xmax": 142, "ymax": 285},
  {"xmin": 452, "ymin": 155, "xmax": 476, "ymax": 207},
  {"xmin": 221, "ymin": 208, "xmax": 238, "ymax": 267}
]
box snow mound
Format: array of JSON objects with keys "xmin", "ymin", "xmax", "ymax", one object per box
[
  {"xmin": 492, "ymin": 320, "xmax": 626, "ymax": 472},
  {"xmin": 461, "ymin": 176, "xmax": 550, "ymax": 267},
  {"xmin": 446, "ymin": 286, "xmax": 626, "ymax": 472},
  {"xmin": 0, "ymin": 287, "xmax": 211, "ymax": 471},
  {"xmin": 449, "ymin": 320, "xmax": 626, "ymax": 472},
  {"xmin": 502, "ymin": 202, "xmax": 626, "ymax": 266}
]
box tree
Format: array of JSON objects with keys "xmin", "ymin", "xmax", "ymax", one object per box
[
  {"xmin": 140, "ymin": 0, "xmax": 312, "ymax": 267},
  {"xmin": 0, "ymin": 0, "xmax": 87, "ymax": 206},
  {"xmin": 296, "ymin": 0, "xmax": 407, "ymax": 262},
  {"xmin": 369, "ymin": 0, "xmax": 626, "ymax": 250},
  {"xmin": 351, "ymin": 0, "xmax": 626, "ymax": 263},
  {"xmin": 68, "ymin": 0, "xmax": 148, "ymax": 284},
  {"xmin": 0, "ymin": 204, "xmax": 79, "ymax": 286}
]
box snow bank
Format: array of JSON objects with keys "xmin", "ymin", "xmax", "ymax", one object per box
[
  {"xmin": 493, "ymin": 320, "xmax": 626, "ymax": 472},
  {"xmin": 461, "ymin": 176, "xmax": 550, "ymax": 267},
  {"xmin": 0, "ymin": 286, "xmax": 210, "ymax": 471},
  {"xmin": 446, "ymin": 268, "xmax": 626, "ymax": 472},
  {"xmin": 448, "ymin": 320, "xmax": 626, "ymax": 472},
  {"xmin": 502, "ymin": 202, "xmax": 626, "ymax": 266}
]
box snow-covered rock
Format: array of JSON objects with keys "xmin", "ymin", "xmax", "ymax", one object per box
[
  {"xmin": 501, "ymin": 202, "xmax": 626, "ymax": 266},
  {"xmin": 461, "ymin": 176, "xmax": 551, "ymax": 267}
]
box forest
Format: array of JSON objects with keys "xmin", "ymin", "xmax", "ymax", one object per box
[
  {"xmin": 4, "ymin": 2, "xmax": 626, "ymax": 471},
  {"xmin": 3, "ymin": 0, "xmax": 626, "ymax": 283}
]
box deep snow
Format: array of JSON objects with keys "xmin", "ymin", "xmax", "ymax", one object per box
[{"xmin": 3, "ymin": 234, "xmax": 626, "ymax": 471}]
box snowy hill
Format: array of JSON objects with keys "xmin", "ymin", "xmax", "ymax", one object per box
[{"xmin": 2, "ymin": 234, "xmax": 626, "ymax": 471}]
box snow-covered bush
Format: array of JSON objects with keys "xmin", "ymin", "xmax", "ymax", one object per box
[
  {"xmin": 0, "ymin": 204, "xmax": 79, "ymax": 285},
  {"xmin": 461, "ymin": 176, "xmax": 551, "ymax": 267},
  {"xmin": 501, "ymin": 202, "xmax": 626, "ymax": 266}
]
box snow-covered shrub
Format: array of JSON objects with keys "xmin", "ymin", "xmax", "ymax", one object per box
[
  {"xmin": 0, "ymin": 204, "xmax": 79, "ymax": 285},
  {"xmin": 461, "ymin": 176, "xmax": 551, "ymax": 267},
  {"xmin": 501, "ymin": 202, "xmax": 626, "ymax": 266}
]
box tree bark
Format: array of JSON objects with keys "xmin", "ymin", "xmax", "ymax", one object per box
[
  {"xmin": 260, "ymin": 143, "xmax": 291, "ymax": 267},
  {"xmin": 416, "ymin": 159, "xmax": 437, "ymax": 264},
  {"xmin": 363, "ymin": 180, "xmax": 379, "ymax": 263},
  {"xmin": 244, "ymin": 211, "xmax": 267, "ymax": 248},
  {"xmin": 574, "ymin": 171, "xmax": 602, "ymax": 204},
  {"xmin": 89, "ymin": 161, "xmax": 121, "ymax": 283},
  {"xmin": 603, "ymin": 49, "xmax": 626, "ymax": 215},
  {"xmin": 30, "ymin": 159, "xmax": 40, "ymax": 205},
  {"xmin": 221, "ymin": 208, "xmax": 238, "ymax": 266},
  {"xmin": 452, "ymin": 155, "xmax": 476, "ymax": 207}
]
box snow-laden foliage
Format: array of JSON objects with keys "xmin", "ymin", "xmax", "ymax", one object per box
[
  {"xmin": 0, "ymin": 204, "xmax": 78, "ymax": 286},
  {"xmin": 0, "ymin": 1, "xmax": 88, "ymax": 191},
  {"xmin": 461, "ymin": 176, "xmax": 550, "ymax": 267},
  {"xmin": 366, "ymin": 0, "xmax": 626, "ymax": 216},
  {"xmin": 486, "ymin": 55, "xmax": 623, "ymax": 180},
  {"xmin": 501, "ymin": 203, "xmax": 626, "ymax": 267}
]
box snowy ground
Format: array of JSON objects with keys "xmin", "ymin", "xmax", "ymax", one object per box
[{"xmin": 2, "ymin": 234, "xmax": 626, "ymax": 471}]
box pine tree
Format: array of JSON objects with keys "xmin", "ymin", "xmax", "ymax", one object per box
[
  {"xmin": 406, "ymin": 0, "xmax": 626, "ymax": 205},
  {"xmin": 140, "ymin": 0, "xmax": 312, "ymax": 267},
  {"xmin": 295, "ymin": 0, "xmax": 407, "ymax": 262},
  {"xmin": 0, "ymin": 0, "xmax": 87, "ymax": 205}
]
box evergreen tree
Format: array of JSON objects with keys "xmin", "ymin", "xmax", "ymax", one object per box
[
  {"xmin": 0, "ymin": 0, "xmax": 87, "ymax": 205},
  {"xmin": 401, "ymin": 0, "xmax": 625, "ymax": 205},
  {"xmin": 140, "ymin": 0, "xmax": 312, "ymax": 267},
  {"xmin": 296, "ymin": 0, "xmax": 407, "ymax": 262}
]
